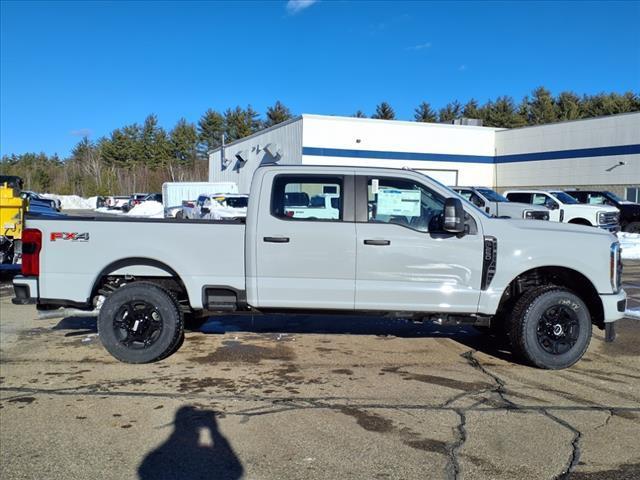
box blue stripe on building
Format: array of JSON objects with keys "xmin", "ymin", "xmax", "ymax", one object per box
[{"xmin": 302, "ymin": 144, "xmax": 640, "ymax": 165}]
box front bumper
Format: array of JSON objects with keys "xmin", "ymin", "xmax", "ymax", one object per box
[
  {"xmin": 12, "ymin": 275, "xmax": 38, "ymax": 305},
  {"xmin": 600, "ymin": 289, "xmax": 627, "ymax": 323},
  {"xmin": 598, "ymin": 223, "xmax": 620, "ymax": 233}
]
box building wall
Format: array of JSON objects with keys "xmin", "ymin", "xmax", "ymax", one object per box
[
  {"xmin": 300, "ymin": 114, "xmax": 500, "ymax": 186},
  {"xmin": 208, "ymin": 117, "xmax": 303, "ymax": 192},
  {"xmin": 495, "ymin": 113, "xmax": 640, "ymax": 192}
]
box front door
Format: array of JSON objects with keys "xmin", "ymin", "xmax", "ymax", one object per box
[
  {"xmin": 255, "ymin": 173, "xmax": 356, "ymax": 309},
  {"xmin": 355, "ymin": 175, "xmax": 484, "ymax": 313}
]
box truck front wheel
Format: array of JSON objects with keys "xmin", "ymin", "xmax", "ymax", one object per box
[
  {"xmin": 508, "ymin": 286, "xmax": 591, "ymax": 369},
  {"xmin": 98, "ymin": 282, "xmax": 184, "ymax": 363}
]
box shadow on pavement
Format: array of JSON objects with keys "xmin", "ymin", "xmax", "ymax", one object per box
[
  {"xmin": 138, "ymin": 406, "xmax": 243, "ymax": 480},
  {"xmin": 51, "ymin": 313, "xmax": 518, "ymax": 363}
]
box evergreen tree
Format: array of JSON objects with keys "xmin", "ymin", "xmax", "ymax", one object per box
[
  {"xmin": 462, "ymin": 99, "xmax": 481, "ymax": 119},
  {"xmin": 414, "ymin": 102, "xmax": 437, "ymax": 122},
  {"xmin": 371, "ymin": 102, "xmax": 395, "ymax": 120},
  {"xmin": 352, "ymin": 110, "xmax": 367, "ymax": 118},
  {"xmin": 170, "ymin": 118, "xmax": 198, "ymax": 165},
  {"xmin": 264, "ymin": 101, "xmax": 292, "ymax": 127},
  {"xmin": 438, "ymin": 101, "xmax": 462, "ymax": 123},
  {"xmin": 556, "ymin": 91, "xmax": 582, "ymax": 121},
  {"xmin": 484, "ymin": 96, "xmax": 520, "ymax": 128},
  {"xmin": 529, "ymin": 87, "xmax": 557, "ymax": 124},
  {"xmin": 224, "ymin": 105, "xmax": 262, "ymax": 141},
  {"xmin": 198, "ymin": 109, "xmax": 225, "ymax": 153},
  {"xmin": 515, "ymin": 97, "xmax": 530, "ymax": 126}
]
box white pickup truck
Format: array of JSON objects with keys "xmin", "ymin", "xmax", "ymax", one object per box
[
  {"xmin": 504, "ymin": 190, "xmax": 620, "ymax": 232},
  {"xmin": 452, "ymin": 187, "xmax": 549, "ymax": 220},
  {"xmin": 12, "ymin": 166, "xmax": 626, "ymax": 369}
]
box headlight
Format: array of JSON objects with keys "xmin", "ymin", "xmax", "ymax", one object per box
[
  {"xmin": 523, "ymin": 210, "xmax": 549, "ymax": 220},
  {"xmin": 610, "ymin": 242, "xmax": 622, "ymax": 293},
  {"xmin": 524, "ymin": 210, "xmax": 533, "ymax": 219}
]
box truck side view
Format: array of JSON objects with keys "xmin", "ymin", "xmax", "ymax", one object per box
[
  {"xmin": 12, "ymin": 166, "xmax": 627, "ymax": 369},
  {"xmin": 504, "ymin": 189, "xmax": 620, "ymax": 232}
]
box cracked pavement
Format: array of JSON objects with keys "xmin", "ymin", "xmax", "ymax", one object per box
[{"xmin": 1, "ymin": 264, "xmax": 639, "ymax": 479}]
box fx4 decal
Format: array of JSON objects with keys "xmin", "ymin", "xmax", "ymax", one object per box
[{"xmin": 50, "ymin": 232, "xmax": 90, "ymax": 242}]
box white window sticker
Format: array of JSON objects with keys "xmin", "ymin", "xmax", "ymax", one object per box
[
  {"xmin": 377, "ymin": 188, "xmax": 421, "ymax": 217},
  {"xmin": 371, "ymin": 179, "xmax": 379, "ymax": 195}
]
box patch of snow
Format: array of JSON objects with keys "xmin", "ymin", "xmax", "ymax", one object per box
[
  {"xmin": 95, "ymin": 207, "xmax": 126, "ymax": 215},
  {"xmin": 127, "ymin": 201, "xmax": 164, "ymax": 218},
  {"xmin": 41, "ymin": 194, "xmax": 94, "ymax": 210},
  {"xmin": 617, "ymin": 232, "xmax": 640, "ymax": 261}
]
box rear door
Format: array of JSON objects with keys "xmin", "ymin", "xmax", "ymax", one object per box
[
  {"xmin": 354, "ymin": 174, "xmax": 484, "ymax": 313},
  {"xmin": 254, "ymin": 173, "xmax": 356, "ymax": 309}
]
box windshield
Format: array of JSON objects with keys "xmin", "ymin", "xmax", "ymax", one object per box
[
  {"xmin": 604, "ymin": 191, "xmax": 625, "ymax": 203},
  {"xmin": 477, "ymin": 188, "xmax": 508, "ymax": 203},
  {"xmin": 550, "ymin": 191, "xmax": 579, "ymax": 204}
]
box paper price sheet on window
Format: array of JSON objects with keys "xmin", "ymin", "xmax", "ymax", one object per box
[{"xmin": 376, "ymin": 188, "xmax": 421, "ymax": 217}]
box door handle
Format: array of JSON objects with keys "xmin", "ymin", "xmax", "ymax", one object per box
[
  {"xmin": 364, "ymin": 239, "xmax": 390, "ymax": 246},
  {"xmin": 264, "ymin": 236, "xmax": 290, "ymax": 243}
]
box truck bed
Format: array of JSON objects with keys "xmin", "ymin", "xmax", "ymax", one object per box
[{"xmin": 25, "ymin": 214, "xmax": 246, "ymax": 309}]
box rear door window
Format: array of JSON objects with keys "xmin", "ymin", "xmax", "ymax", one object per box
[
  {"xmin": 272, "ymin": 175, "xmax": 343, "ymax": 221},
  {"xmin": 506, "ymin": 192, "xmax": 532, "ymax": 203}
]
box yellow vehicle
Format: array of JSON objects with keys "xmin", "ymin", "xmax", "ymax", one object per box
[{"xmin": 0, "ymin": 175, "xmax": 26, "ymax": 269}]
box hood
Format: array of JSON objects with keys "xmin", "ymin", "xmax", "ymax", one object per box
[
  {"xmin": 564, "ymin": 204, "xmax": 619, "ymax": 213},
  {"xmin": 487, "ymin": 217, "xmax": 615, "ymax": 239},
  {"xmin": 618, "ymin": 202, "xmax": 640, "ymax": 217}
]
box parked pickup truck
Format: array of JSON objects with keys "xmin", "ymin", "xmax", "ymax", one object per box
[
  {"xmin": 452, "ymin": 187, "xmax": 549, "ymax": 220},
  {"xmin": 564, "ymin": 190, "xmax": 640, "ymax": 233},
  {"xmin": 504, "ymin": 190, "xmax": 620, "ymax": 232},
  {"xmin": 13, "ymin": 166, "xmax": 626, "ymax": 369}
]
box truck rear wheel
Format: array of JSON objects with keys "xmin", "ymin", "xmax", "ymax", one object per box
[
  {"xmin": 98, "ymin": 282, "xmax": 184, "ymax": 363},
  {"xmin": 508, "ymin": 286, "xmax": 591, "ymax": 369}
]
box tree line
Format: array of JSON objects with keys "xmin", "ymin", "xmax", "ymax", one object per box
[{"xmin": 1, "ymin": 89, "xmax": 638, "ymax": 196}]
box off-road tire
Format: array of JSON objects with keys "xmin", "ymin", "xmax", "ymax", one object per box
[
  {"xmin": 508, "ymin": 286, "xmax": 591, "ymax": 369},
  {"xmin": 98, "ymin": 282, "xmax": 184, "ymax": 363}
]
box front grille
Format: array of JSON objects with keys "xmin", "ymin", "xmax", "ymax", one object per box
[{"xmin": 600, "ymin": 212, "xmax": 619, "ymax": 225}]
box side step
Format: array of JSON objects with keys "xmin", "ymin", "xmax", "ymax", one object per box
[{"xmin": 203, "ymin": 288, "xmax": 238, "ymax": 311}]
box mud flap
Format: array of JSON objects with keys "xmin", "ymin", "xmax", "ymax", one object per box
[{"xmin": 605, "ymin": 322, "xmax": 616, "ymax": 343}]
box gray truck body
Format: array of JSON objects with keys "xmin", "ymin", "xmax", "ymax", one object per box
[{"xmin": 15, "ymin": 165, "xmax": 625, "ymax": 319}]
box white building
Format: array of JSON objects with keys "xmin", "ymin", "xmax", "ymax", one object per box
[{"xmin": 209, "ymin": 112, "xmax": 640, "ymax": 199}]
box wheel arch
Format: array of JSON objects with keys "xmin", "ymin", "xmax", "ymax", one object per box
[
  {"xmin": 568, "ymin": 217, "xmax": 592, "ymax": 226},
  {"xmin": 89, "ymin": 257, "xmax": 189, "ymax": 304},
  {"xmin": 497, "ymin": 265, "xmax": 604, "ymax": 329}
]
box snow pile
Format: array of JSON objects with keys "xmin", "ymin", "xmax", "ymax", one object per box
[
  {"xmin": 95, "ymin": 207, "xmax": 125, "ymax": 215},
  {"xmin": 617, "ymin": 232, "xmax": 640, "ymax": 261},
  {"xmin": 42, "ymin": 194, "xmax": 95, "ymax": 210},
  {"xmin": 127, "ymin": 201, "xmax": 164, "ymax": 218}
]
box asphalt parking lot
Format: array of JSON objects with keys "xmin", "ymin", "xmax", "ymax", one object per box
[{"xmin": 1, "ymin": 265, "xmax": 639, "ymax": 480}]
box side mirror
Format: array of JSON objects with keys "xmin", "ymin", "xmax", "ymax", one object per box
[
  {"xmin": 443, "ymin": 197, "xmax": 465, "ymax": 234},
  {"xmin": 201, "ymin": 207, "xmax": 210, "ymax": 214}
]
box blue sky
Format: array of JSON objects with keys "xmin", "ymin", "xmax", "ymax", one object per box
[{"xmin": 1, "ymin": 0, "xmax": 639, "ymax": 157}]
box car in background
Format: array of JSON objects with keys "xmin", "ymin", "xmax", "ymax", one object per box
[
  {"xmin": 504, "ymin": 189, "xmax": 620, "ymax": 232},
  {"xmin": 181, "ymin": 193, "xmax": 248, "ymax": 220},
  {"xmin": 123, "ymin": 193, "xmax": 149, "ymax": 212},
  {"xmin": 143, "ymin": 193, "xmax": 162, "ymax": 203},
  {"xmin": 105, "ymin": 196, "xmax": 130, "ymax": 210},
  {"xmin": 452, "ymin": 186, "xmax": 549, "ymax": 220},
  {"xmin": 284, "ymin": 193, "xmax": 340, "ymax": 220},
  {"xmin": 564, "ymin": 190, "xmax": 640, "ymax": 233},
  {"xmin": 21, "ymin": 191, "xmax": 61, "ymax": 211}
]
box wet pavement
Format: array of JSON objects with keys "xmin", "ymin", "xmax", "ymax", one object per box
[{"xmin": 0, "ymin": 265, "xmax": 639, "ymax": 480}]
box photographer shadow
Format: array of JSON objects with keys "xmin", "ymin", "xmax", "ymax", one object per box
[{"xmin": 138, "ymin": 406, "xmax": 243, "ymax": 480}]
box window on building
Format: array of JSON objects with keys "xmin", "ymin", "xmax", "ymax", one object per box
[{"xmin": 626, "ymin": 187, "xmax": 639, "ymax": 203}]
